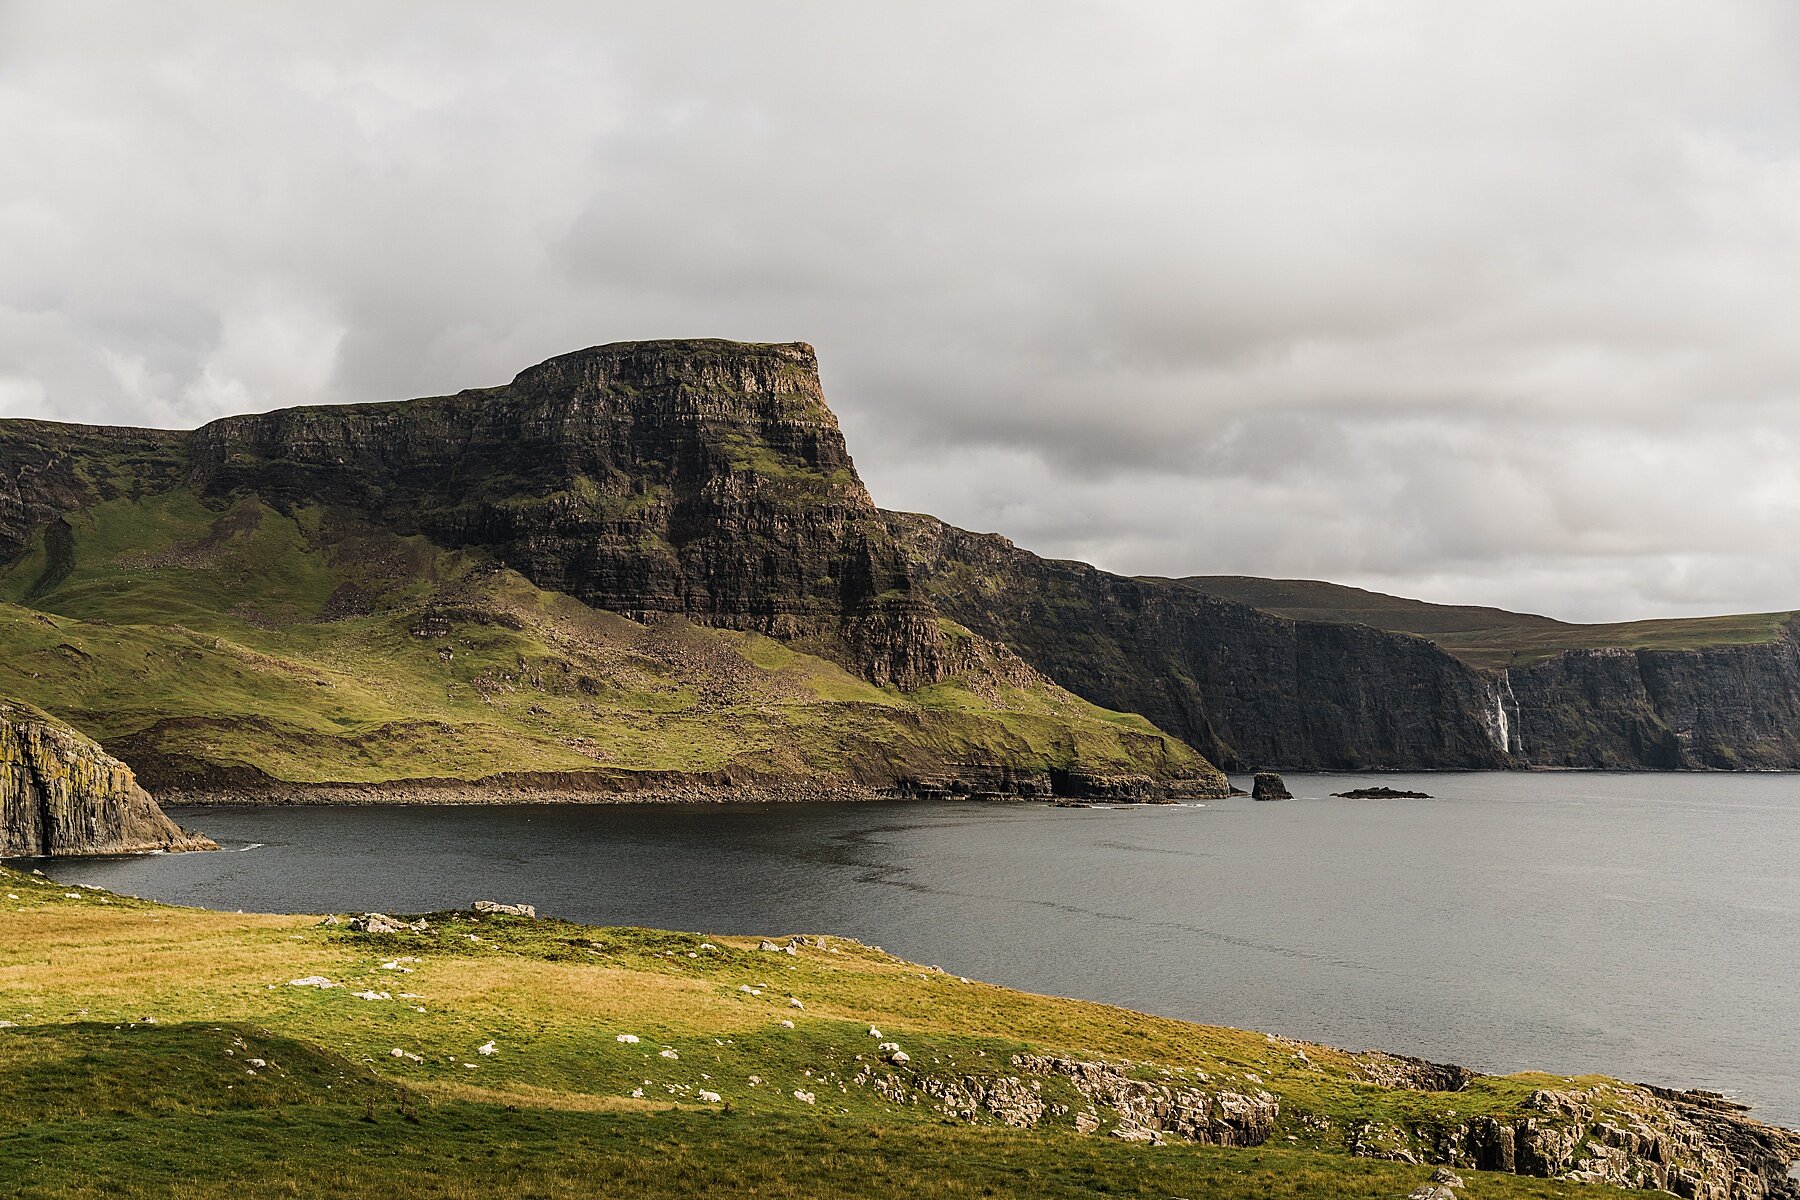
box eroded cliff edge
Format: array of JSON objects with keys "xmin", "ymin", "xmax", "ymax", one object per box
[{"xmin": 0, "ymin": 699, "xmax": 212, "ymax": 856}]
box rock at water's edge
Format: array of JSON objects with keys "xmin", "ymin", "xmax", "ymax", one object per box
[
  {"xmin": 0, "ymin": 699, "xmax": 214, "ymax": 857},
  {"xmin": 1251, "ymin": 771, "xmax": 1292, "ymax": 801}
]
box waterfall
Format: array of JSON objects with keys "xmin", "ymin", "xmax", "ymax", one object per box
[
  {"xmin": 1492, "ymin": 683, "xmax": 1510, "ymax": 756},
  {"xmin": 1486, "ymin": 671, "xmax": 1523, "ymax": 758}
]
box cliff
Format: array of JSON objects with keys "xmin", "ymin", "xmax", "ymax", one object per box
[
  {"xmin": 887, "ymin": 513, "xmax": 1508, "ymax": 771},
  {"xmin": 0, "ymin": 699, "xmax": 212, "ymax": 856},
  {"xmin": 183, "ymin": 340, "xmax": 948, "ymax": 688},
  {"xmin": 891, "ymin": 514, "xmax": 1800, "ymax": 772},
  {"xmin": 1505, "ymin": 628, "xmax": 1800, "ymax": 768},
  {"xmin": 0, "ymin": 341, "xmax": 1222, "ymax": 801}
]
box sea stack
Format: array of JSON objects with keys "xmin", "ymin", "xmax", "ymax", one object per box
[{"xmin": 1251, "ymin": 771, "xmax": 1292, "ymax": 801}]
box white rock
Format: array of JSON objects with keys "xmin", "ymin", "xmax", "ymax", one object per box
[
  {"xmin": 247, "ymin": 1058, "xmax": 266, "ymax": 1068},
  {"xmin": 793, "ymin": 1090, "xmax": 815, "ymax": 1104},
  {"xmin": 660, "ymin": 1048, "xmax": 680, "ymax": 1060},
  {"xmin": 887, "ymin": 1050, "xmax": 911, "ymax": 1066},
  {"xmin": 779, "ymin": 1020, "xmax": 795, "ymax": 1029},
  {"xmin": 616, "ymin": 1034, "xmax": 640, "ymax": 1044},
  {"xmin": 351, "ymin": 991, "xmax": 391, "ymax": 1002},
  {"xmin": 630, "ymin": 1087, "xmax": 645, "ymax": 1098},
  {"xmin": 878, "ymin": 1042, "xmax": 901, "ymax": 1054},
  {"xmin": 472, "ymin": 901, "xmax": 535, "ymax": 918},
  {"xmin": 699, "ymin": 943, "xmax": 717, "ymax": 951},
  {"xmin": 288, "ymin": 977, "xmax": 339, "ymax": 989}
]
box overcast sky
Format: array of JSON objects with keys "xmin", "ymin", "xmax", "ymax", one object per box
[{"xmin": 5, "ymin": 3, "xmax": 1800, "ymax": 621}]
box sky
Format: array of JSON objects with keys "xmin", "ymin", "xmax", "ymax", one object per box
[{"xmin": 5, "ymin": 2, "xmax": 1800, "ymax": 622}]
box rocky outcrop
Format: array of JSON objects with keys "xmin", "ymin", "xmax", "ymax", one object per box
[
  {"xmin": 0, "ymin": 699, "xmax": 212, "ymax": 856},
  {"xmin": 1251, "ymin": 771, "xmax": 1292, "ymax": 800},
  {"xmin": 1354, "ymin": 1083, "xmax": 1800, "ymax": 1199}
]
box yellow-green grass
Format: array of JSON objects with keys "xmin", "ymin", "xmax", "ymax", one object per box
[
  {"xmin": 0, "ymin": 864, "xmax": 1632, "ymax": 1199},
  {"xmin": 0, "ymin": 491, "xmax": 1205, "ymax": 789},
  {"xmin": 1179, "ymin": 576, "xmax": 1796, "ymax": 670}
]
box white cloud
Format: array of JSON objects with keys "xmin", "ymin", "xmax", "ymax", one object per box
[{"xmin": 3, "ymin": 1, "xmax": 1800, "ymax": 620}]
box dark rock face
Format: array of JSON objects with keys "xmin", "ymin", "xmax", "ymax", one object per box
[
  {"xmin": 1506, "ymin": 630, "xmax": 1800, "ymax": 768},
  {"xmin": 182, "ymin": 340, "xmax": 948, "ymax": 687},
  {"xmin": 887, "ymin": 512, "xmax": 1508, "ymax": 771},
  {"xmin": 1250, "ymin": 771, "xmax": 1291, "ymax": 800},
  {"xmin": 889, "ymin": 512, "xmax": 1800, "ymax": 772},
  {"xmin": 0, "ymin": 699, "xmax": 213, "ymax": 856}
]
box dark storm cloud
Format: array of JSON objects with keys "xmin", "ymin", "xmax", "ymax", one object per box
[{"xmin": 5, "ymin": 2, "xmax": 1800, "ymax": 619}]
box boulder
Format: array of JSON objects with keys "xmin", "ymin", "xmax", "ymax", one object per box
[
  {"xmin": 472, "ymin": 901, "xmax": 535, "ymax": 918},
  {"xmin": 1251, "ymin": 771, "xmax": 1292, "ymax": 801}
]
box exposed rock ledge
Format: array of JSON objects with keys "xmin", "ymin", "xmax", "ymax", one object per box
[
  {"xmin": 1, "ymin": 699, "xmax": 213, "ymax": 856},
  {"xmin": 1345, "ymin": 1051, "xmax": 1800, "ymax": 1200},
  {"xmin": 149, "ymin": 763, "xmax": 1230, "ymax": 807}
]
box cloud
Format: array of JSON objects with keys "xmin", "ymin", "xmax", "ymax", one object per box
[{"xmin": 4, "ymin": 1, "xmax": 1800, "ymax": 620}]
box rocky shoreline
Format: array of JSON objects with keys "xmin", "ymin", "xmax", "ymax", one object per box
[{"xmin": 155, "ymin": 766, "xmax": 1228, "ymax": 808}]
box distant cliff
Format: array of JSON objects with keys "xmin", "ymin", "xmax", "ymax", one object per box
[
  {"xmin": 0, "ymin": 699, "xmax": 212, "ymax": 856},
  {"xmin": 886, "ymin": 514, "xmax": 1506, "ymax": 770},
  {"xmin": 890, "ymin": 514, "xmax": 1800, "ymax": 772},
  {"xmin": 1505, "ymin": 629, "xmax": 1800, "ymax": 768}
]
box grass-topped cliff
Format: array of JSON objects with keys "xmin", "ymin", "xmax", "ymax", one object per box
[
  {"xmin": 0, "ymin": 486, "xmax": 1212, "ymax": 801},
  {"xmin": 3, "ymin": 863, "xmax": 1794, "ymax": 1199},
  {"xmin": 1179, "ymin": 577, "xmax": 1798, "ymax": 672}
]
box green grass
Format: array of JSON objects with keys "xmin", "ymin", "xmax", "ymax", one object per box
[
  {"xmin": 0, "ymin": 491, "xmax": 1210, "ymax": 791},
  {"xmin": 1179, "ymin": 576, "xmax": 1797, "ymax": 670},
  {"xmin": 0, "ymin": 865, "xmax": 1642, "ymax": 1200}
]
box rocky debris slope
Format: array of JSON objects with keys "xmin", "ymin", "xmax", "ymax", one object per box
[{"xmin": 0, "ymin": 699, "xmax": 212, "ymax": 856}]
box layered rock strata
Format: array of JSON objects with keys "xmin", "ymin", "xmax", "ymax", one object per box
[{"xmin": 0, "ymin": 699, "xmax": 212, "ymax": 856}]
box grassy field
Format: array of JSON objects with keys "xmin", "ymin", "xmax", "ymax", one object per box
[
  {"xmin": 1178, "ymin": 576, "xmax": 1796, "ymax": 670},
  {"xmin": 0, "ymin": 863, "xmax": 1644, "ymax": 1200},
  {"xmin": 0, "ymin": 490, "xmax": 1207, "ymax": 791}
]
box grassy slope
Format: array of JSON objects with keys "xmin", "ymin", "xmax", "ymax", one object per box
[
  {"xmin": 0, "ymin": 490, "xmax": 1204, "ymax": 790},
  {"xmin": 1179, "ymin": 576, "xmax": 1796, "ymax": 670},
  {"xmin": 0, "ymin": 864, "xmax": 1633, "ymax": 1200}
]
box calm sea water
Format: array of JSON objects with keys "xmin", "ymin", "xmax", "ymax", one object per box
[{"xmin": 25, "ymin": 772, "xmax": 1800, "ymax": 1125}]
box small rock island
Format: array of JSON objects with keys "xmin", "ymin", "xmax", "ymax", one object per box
[
  {"xmin": 1331, "ymin": 786, "xmax": 1434, "ymax": 799},
  {"xmin": 1250, "ymin": 771, "xmax": 1292, "ymax": 800}
]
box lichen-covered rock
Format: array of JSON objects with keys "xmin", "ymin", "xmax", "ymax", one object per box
[{"xmin": 0, "ymin": 699, "xmax": 213, "ymax": 856}]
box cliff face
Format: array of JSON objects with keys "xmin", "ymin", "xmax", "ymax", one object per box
[
  {"xmin": 892, "ymin": 512, "xmax": 1800, "ymax": 771},
  {"xmin": 0, "ymin": 699, "xmax": 212, "ymax": 856},
  {"xmin": 184, "ymin": 340, "xmax": 948, "ymax": 687},
  {"xmin": 1507, "ymin": 627, "xmax": 1800, "ymax": 768},
  {"xmin": 887, "ymin": 513, "xmax": 1507, "ymax": 771}
]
